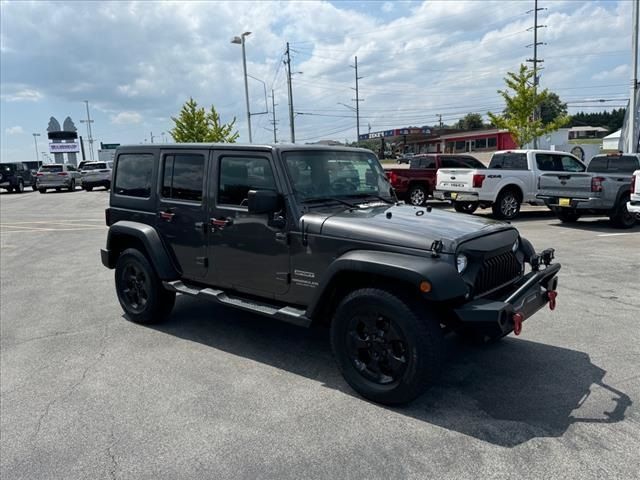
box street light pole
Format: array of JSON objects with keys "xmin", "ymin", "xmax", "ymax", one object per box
[
  {"xmin": 81, "ymin": 100, "xmax": 95, "ymax": 161},
  {"xmin": 232, "ymin": 32, "xmax": 252, "ymax": 143},
  {"xmin": 629, "ymin": 0, "xmax": 639, "ymax": 153},
  {"xmin": 32, "ymin": 133, "xmax": 40, "ymax": 163}
]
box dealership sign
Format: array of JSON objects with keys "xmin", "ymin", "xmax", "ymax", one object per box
[
  {"xmin": 359, "ymin": 127, "xmax": 431, "ymax": 141},
  {"xmin": 49, "ymin": 142, "xmax": 80, "ymax": 153}
]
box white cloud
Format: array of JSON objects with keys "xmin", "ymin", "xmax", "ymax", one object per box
[
  {"xmin": 111, "ymin": 111, "xmax": 143, "ymax": 124},
  {"xmin": 5, "ymin": 125, "xmax": 24, "ymax": 135},
  {"xmin": 382, "ymin": 2, "xmax": 394, "ymax": 13},
  {"xmin": 592, "ymin": 64, "xmax": 631, "ymax": 81},
  {"xmin": 1, "ymin": 88, "xmax": 43, "ymax": 102}
]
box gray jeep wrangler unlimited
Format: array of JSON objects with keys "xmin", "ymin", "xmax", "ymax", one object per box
[{"xmin": 102, "ymin": 144, "xmax": 560, "ymax": 405}]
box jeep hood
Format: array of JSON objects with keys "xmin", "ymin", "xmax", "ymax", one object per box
[{"xmin": 302, "ymin": 204, "xmax": 516, "ymax": 253}]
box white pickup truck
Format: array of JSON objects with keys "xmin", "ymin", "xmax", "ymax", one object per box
[
  {"xmin": 628, "ymin": 169, "xmax": 640, "ymax": 217},
  {"xmin": 434, "ymin": 149, "xmax": 586, "ymax": 219}
]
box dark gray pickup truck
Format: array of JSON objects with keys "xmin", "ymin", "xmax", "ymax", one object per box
[
  {"xmin": 101, "ymin": 144, "xmax": 560, "ymax": 404},
  {"xmin": 537, "ymin": 153, "xmax": 640, "ymax": 228}
]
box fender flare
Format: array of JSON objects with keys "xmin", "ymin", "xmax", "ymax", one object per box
[
  {"xmin": 306, "ymin": 250, "xmax": 468, "ymax": 318},
  {"xmin": 104, "ymin": 221, "xmax": 179, "ymax": 280}
]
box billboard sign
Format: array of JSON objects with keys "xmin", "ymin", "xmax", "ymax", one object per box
[{"xmin": 49, "ymin": 142, "xmax": 80, "ymax": 153}]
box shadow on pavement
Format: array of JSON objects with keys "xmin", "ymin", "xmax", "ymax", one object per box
[
  {"xmin": 150, "ymin": 296, "xmax": 632, "ymax": 448},
  {"xmin": 549, "ymin": 218, "xmax": 640, "ymax": 233}
]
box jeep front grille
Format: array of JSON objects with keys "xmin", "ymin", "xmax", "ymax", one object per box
[{"xmin": 475, "ymin": 251, "xmax": 521, "ymax": 296}]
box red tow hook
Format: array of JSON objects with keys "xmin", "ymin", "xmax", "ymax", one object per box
[
  {"xmin": 512, "ymin": 312, "xmax": 524, "ymax": 336},
  {"xmin": 547, "ymin": 290, "xmax": 558, "ymax": 310}
]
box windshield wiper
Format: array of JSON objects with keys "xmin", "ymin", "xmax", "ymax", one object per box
[
  {"xmin": 350, "ymin": 193, "xmax": 394, "ymax": 204},
  {"xmin": 301, "ymin": 196, "xmax": 357, "ymax": 208}
]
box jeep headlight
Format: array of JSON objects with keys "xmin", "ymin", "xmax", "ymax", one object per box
[
  {"xmin": 456, "ymin": 254, "xmax": 468, "ymax": 273},
  {"xmin": 512, "ymin": 238, "xmax": 519, "ymax": 253}
]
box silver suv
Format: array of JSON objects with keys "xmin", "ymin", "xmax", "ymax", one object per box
[
  {"xmin": 36, "ymin": 164, "xmax": 80, "ymax": 193},
  {"xmin": 80, "ymin": 161, "xmax": 113, "ymax": 191}
]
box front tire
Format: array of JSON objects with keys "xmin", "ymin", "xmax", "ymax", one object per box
[
  {"xmin": 16, "ymin": 180, "xmax": 24, "ymax": 193},
  {"xmin": 115, "ymin": 248, "xmax": 176, "ymax": 324},
  {"xmin": 68, "ymin": 180, "xmax": 75, "ymax": 192},
  {"xmin": 330, "ymin": 288, "xmax": 444, "ymax": 405},
  {"xmin": 453, "ymin": 201, "xmax": 478, "ymax": 214},
  {"xmin": 408, "ymin": 184, "xmax": 427, "ymax": 206},
  {"xmin": 39, "ymin": 188, "xmax": 46, "ymax": 194},
  {"xmin": 492, "ymin": 189, "xmax": 521, "ymax": 219}
]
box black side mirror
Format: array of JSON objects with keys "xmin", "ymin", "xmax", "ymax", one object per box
[{"xmin": 248, "ymin": 190, "xmax": 279, "ymax": 214}]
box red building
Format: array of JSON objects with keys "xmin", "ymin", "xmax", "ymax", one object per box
[{"xmin": 411, "ymin": 128, "xmax": 518, "ymax": 154}]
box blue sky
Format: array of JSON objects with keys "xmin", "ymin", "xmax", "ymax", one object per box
[{"xmin": 0, "ymin": 0, "xmax": 634, "ymax": 162}]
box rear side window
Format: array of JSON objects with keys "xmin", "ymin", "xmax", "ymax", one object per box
[
  {"xmin": 418, "ymin": 156, "xmax": 436, "ymax": 168},
  {"xmin": 162, "ymin": 154, "xmax": 205, "ymax": 202},
  {"xmin": 536, "ymin": 154, "xmax": 585, "ymax": 172},
  {"xmin": 441, "ymin": 158, "xmax": 465, "ymax": 168},
  {"xmin": 489, "ymin": 153, "xmax": 527, "ymax": 170},
  {"xmin": 587, "ymin": 157, "xmax": 608, "ymax": 172},
  {"xmin": 114, "ymin": 154, "xmax": 154, "ymax": 197},
  {"xmin": 218, "ymin": 156, "xmax": 276, "ymax": 206}
]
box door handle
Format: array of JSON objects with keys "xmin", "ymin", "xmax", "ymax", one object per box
[
  {"xmin": 159, "ymin": 210, "xmax": 175, "ymax": 221},
  {"xmin": 211, "ymin": 217, "xmax": 233, "ymax": 230}
]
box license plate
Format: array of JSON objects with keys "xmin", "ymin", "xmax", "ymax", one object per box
[
  {"xmin": 451, "ymin": 192, "xmax": 458, "ymax": 200},
  {"xmin": 559, "ymin": 198, "xmax": 571, "ymax": 207}
]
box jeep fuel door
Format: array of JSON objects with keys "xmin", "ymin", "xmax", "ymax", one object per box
[
  {"xmin": 208, "ymin": 151, "xmax": 289, "ymax": 296},
  {"xmin": 155, "ymin": 150, "xmax": 209, "ymax": 280}
]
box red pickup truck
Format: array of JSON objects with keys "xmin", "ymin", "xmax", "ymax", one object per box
[{"xmin": 385, "ymin": 154, "xmax": 486, "ymax": 206}]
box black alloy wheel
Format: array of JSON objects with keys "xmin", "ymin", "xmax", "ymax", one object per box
[
  {"xmin": 346, "ymin": 313, "xmax": 409, "ymax": 385},
  {"xmin": 331, "ymin": 288, "xmax": 443, "ymax": 405},
  {"xmin": 121, "ymin": 262, "xmax": 151, "ymax": 313}
]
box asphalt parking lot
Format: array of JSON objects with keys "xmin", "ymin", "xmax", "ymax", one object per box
[{"xmin": 1, "ymin": 189, "xmax": 639, "ymax": 480}]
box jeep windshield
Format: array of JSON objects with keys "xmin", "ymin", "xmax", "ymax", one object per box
[{"xmin": 282, "ymin": 150, "xmax": 392, "ymax": 204}]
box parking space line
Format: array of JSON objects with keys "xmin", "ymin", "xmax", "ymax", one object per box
[
  {"xmin": 1, "ymin": 227, "xmax": 105, "ymax": 233},
  {"xmin": 597, "ymin": 232, "xmax": 640, "ymax": 237}
]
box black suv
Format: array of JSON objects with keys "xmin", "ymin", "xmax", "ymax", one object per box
[
  {"xmin": 102, "ymin": 144, "xmax": 560, "ymax": 404},
  {"xmin": 0, "ymin": 162, "xmax": 35, "ymax": 193}
]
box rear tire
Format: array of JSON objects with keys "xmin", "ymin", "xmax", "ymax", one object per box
[
  {"xmin": 408, "ymin": 184, "xmax": 427, "ymax": 206},
  {"xmin": 330, "ymin": 288, "xmax": 444, "ymax": 405},
  {"xmin": 609, "ymin": 194, "xmax": 636, "ymax": 229},
  {"xmin": 68, "ymin": 180, "xmax": 75, "ymax": 192},
  {"xmin": 55, "ymin": 187, "xmax": 61, "ymax": 192},
  {"xmin": 84, "ymin": 185, "xmax": 93, "ymax": 192},
  {"xmin": 555, "ymin": 208, "xmax": 581, "ymax": 223},
  {"xmin": 16, "ymin": 180, "xmax": 24, "ymax": 193},
  {"xmin": 453, "ymin": 201, "xmax": 478, "ymax": 214},
  {"xmin": 115, "ymin": 248, "xmax": 176, "ymax": 325},
  {"xmin": 39, "ymin": 188, "xmax": 46, "ymax": 194},
  {"xmin": 492, "ymin": 189, "xmax": 521, "ymax": 219}
]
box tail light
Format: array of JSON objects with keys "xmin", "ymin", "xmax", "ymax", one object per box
[
  {"xmin": 36, "ymin": 173, "xmax": 44, "ymax": 176},
  {"xmin": 387, "ymin": 171, "xmax": 398, "ymax": 185},
  {"xmin": 472, "ymin": 174, "xmax": 486, "ymax": 188},
  {"xmin": 57, "ymin": 172, "xmax": 69, "ymax": 176},
  {"xmin": 591, "ymin": 176, "xmax": 605, "ymax": 192}
]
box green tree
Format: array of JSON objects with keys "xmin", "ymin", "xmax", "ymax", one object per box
[
  {"xmin": 539, "ymin": 92, "xmax": 568, "ymax": 125},
  {"xmin": 456, "ymin": 113, "xmax": 484, "ymax": 130},
  {"xmin": 171, "ymin": 97, "xmax": 239, "ymax": 143},
  {"xmin": 488, "ymin": 64, "xmax": 570, "ymax": 147}
]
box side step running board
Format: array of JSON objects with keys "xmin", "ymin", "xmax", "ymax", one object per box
[{"xmin": 163, "ymin": 280, "xmax": 311, "ymax": 328}]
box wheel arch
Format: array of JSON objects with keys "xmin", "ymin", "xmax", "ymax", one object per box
[
  {"xmin": 306, "ymin": 250, "xmax": 467, "ymax": 323},
  {"xmin": 103, "ymin": 221, "xmax": 179, "ymax": 280},
  {"xmin": 496, "ymin": 183, "xmax": 524, "ymax": 202}
]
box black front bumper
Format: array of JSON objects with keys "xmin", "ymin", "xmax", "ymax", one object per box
[{"xmin": 454, "ymin": 262, "xmax": 560, "ymax": 337}]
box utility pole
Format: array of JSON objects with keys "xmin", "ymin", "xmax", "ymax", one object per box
[
  {"xmin": 437, "ymin": 114, "xmax": 443, "ymax": 129},
  {"xmin": 629, "ymin": 0, "xmax": 639, "ymax": 152},
  {"xmin": 270, "ymin": 89, "xmax": 278, "ymax": 143},
  {"xmin": 527, "ymin": 0, "xmax": 546, "ymax": 148},
  {"xmin": 81, "ymin": 100, "xmax": 95, "ymax": 161},
  {"xmin": 285, "ymin": 42, "xmax": 295, "ymax": 143},
  {"xmin": 351, "ymin": 56, "xmax": 364, "ymax": 144},
  {"xmin": 150, "ymin": 132, "xmax": 155, "ymax": 143}
]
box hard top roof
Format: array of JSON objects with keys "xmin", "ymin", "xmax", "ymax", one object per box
[{"xmin": 115, "ymin": 143, "xmax": 374, "ymax": 154}]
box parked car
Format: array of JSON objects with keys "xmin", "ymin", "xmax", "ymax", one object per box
[
  {"xmin": 35, "ymin": 163, "xmax": 81, "ymax": 193},
  {"xmin": 101, "ymin": 144, "xmax": 560, "ymax": 405},
  {"xmin": 628, "ymin": 169, "xmax": 640, "ymax": 218},
  {"xmin": 386, "ymin": 154, "xmax": 485, "ymax": 207},
  {"xmin": 396, "ymin": 153, "xmax": 414, "ymax": 164},
  {"xmin": 0, "ymin": 162, "xmax": 35, "ymax": 193},
  {"xmin": 434, "ymin": 150, "xmax": 586, "ymax": 219},
  {"xmin": 537, "ymin": 153, "xmax": 640, "ymax": 228},
  {"xmin": 80, "ymin": 161, "xmax": 113, "ymax": 191}
]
